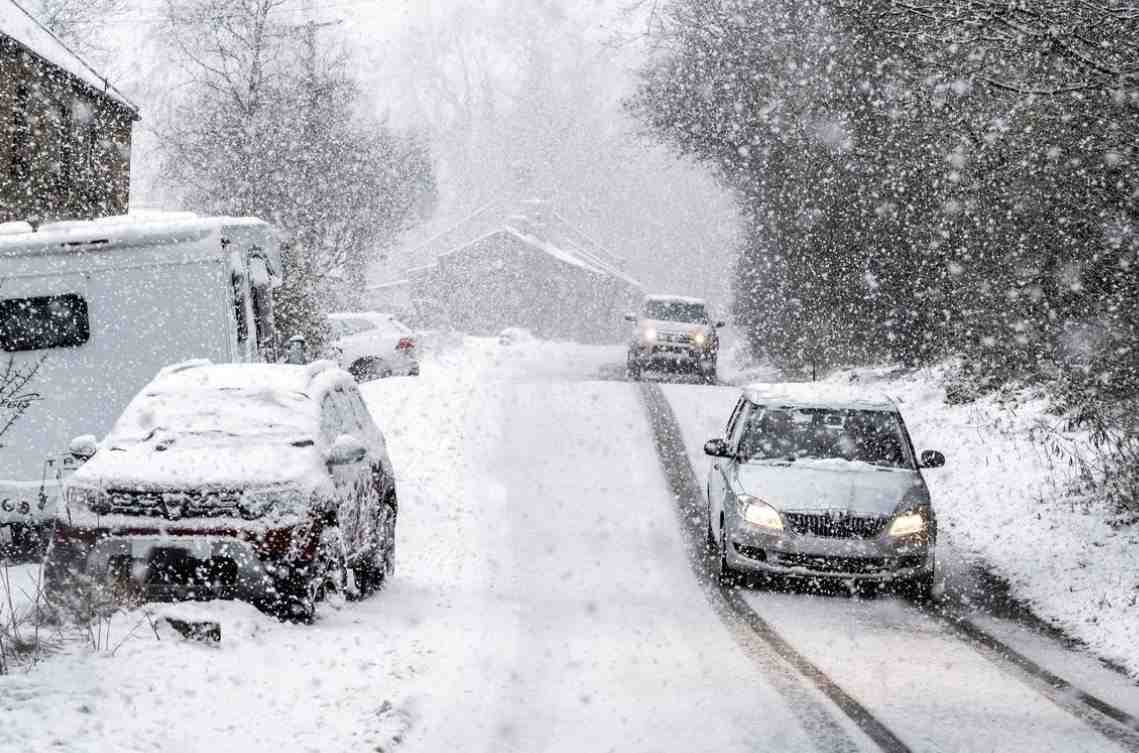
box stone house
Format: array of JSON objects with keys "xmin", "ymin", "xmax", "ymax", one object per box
[{"xmin": 0, "ymin": 2, "xmax": 138, "ymax": 224}]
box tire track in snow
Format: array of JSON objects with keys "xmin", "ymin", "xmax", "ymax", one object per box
[
  {"xmin": 637, "ymin": 382, "xmax": 909, "ymax": 753},
  {"xmin": 643, "ymin": 379, "xmax": 1139, "ymax": 753},
  {"xmin": 927, "ymin": 611, "xmax": 1139, "ymax": 750}
]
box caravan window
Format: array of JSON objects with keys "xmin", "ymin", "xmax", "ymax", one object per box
[{"xmin": 0, "ymin": 294, "xmax": 90, "ymax": 352}]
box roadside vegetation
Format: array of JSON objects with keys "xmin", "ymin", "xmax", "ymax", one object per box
[
  {"xmin": 630, "ymin": 0, "xmax": 1139, "ymax": 519},
  {"xmin": 155, "ymin": 0, "xmax": 437, "ymax": 350}
]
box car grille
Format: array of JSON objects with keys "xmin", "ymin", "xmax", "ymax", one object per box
[
  {"xmin": 657, "ymin": 332, "xmax": 692, "ymax": 344},
  {"xmin": 773, "ymin": 552, "xmax": 924, "ymax": 574},
  {"xmin": 784, "ymin": 512, "xmax": 887, "ymax": 539},
  {"xmin": 104, "ymin": 489, "xmax": 242, "ymax": 519}
]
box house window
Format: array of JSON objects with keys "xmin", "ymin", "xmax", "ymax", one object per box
[
  {"xmin": 0, "ymin": 294, "xmax": 90, "ymax": 351},
  {"xmin": 9, "ymin": 82, "xmax": 31, "ymax": 182}
]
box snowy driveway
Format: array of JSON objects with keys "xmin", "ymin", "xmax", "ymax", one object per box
[{"xmin": 2, "ymin": 339, "xmax": 1137, "ymax": 753}]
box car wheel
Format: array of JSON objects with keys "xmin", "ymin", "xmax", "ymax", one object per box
[
  {"xmin": 354, "ymin": 500, "xmax": 397, "ymax": 596},
  {"xmin": 626, "ymin": 356, "xmax": 642, "ymax": 381},
  {"xmin": 902, "ymin": 570, "xmax": 936, "ymax": 603},
  {"xmin": 272, "ymin": 527, "xmax": 347, "ymax": 622},
  {"xmin": 716, "ymin": 526, "xmax": 741, "ymax": 588},
  {"xmin": 349, "ymin": 358, "xmax": 389, "ymax": 383}
]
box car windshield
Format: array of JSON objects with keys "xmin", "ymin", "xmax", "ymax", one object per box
[
  {"xmin": 643, "ymin": 300, "xmax": 707, "ymax": 323},
  {"xmin": 106, "ymin": 388, "xmax": 313, "ymax": 444},
  {"xmin": 738, "ymin": 406, "xmax": 913, "ymax": 469}
]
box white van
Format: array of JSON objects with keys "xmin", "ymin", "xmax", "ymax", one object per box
[{"xmin": 0, "ymin": 213, "xmax": 280, "ymax": 550}]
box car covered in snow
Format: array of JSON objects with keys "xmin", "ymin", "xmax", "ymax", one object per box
[
  {"xmin": 498, "ymin": 326, "xmax": 534, "ymax": 346},
  {"xmin": 625, "ymin": 294, "xmax": 723, "ymax": 382},
  {"xmin": 325, "ymin": 311, "xmax": 419, "ymax": 381},
  {"xmin": 44, "ymin": 360, "xmax": 399, "ymax": 621},
  {"xmin": 704, "ymin": 383, "xmax": 945, "ymax": 598}
]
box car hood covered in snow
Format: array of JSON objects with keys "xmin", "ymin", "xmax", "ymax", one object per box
[
  {"xmin": 733, "ymin": 460, "xmax": 924, "ymax": 516},
  {"xmin": 71, "ymin": 438, "xmax": 329, "ymax": 494}
]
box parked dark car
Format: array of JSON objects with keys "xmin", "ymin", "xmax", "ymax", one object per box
[{"xmin": 45, "ymin": 360, "xmax": 399, "ymax": 621}]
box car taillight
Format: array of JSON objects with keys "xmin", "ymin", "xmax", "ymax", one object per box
[{"xmin": 396, "ymin": 337, "xmax": 415, "ymax": 351}]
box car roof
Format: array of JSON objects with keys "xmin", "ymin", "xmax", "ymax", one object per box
[
  {"xmin": 742, "ymin": 382, "xmax": 898, "ymax": 412},
  {"xmin": 328, "ymin": 311, "xmax": 397, "ymax": 322},
  {"xmin": 148, "ymin": 360, "xmax": 354, "ymax": 400},
  {"xmin": 644, "ymin": 294, "xmax": 706, "ymax": 305}
]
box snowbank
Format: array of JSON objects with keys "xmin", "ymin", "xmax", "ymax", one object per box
[{"xmin": 828, "ymin": 365, "xmax": 1139, "ymax": 678}]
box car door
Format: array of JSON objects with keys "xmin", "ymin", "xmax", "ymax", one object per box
[
  {"xmin": 320, "ymin": 392, "xmax": 363, "ymax": 551},
  {"xmin": 331, "ymin": 386, "xmax": 380, "ymax": 557},
  {"xmin": 711, "ymin": 399, "xmax": 751, "ymax": 542}
]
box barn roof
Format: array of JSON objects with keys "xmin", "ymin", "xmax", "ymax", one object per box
[
  {"xmin": 0, "ymin": 0, "xmax": 138, "ymax": 114},
  {"xmin": 409, "ymin": 198, "xmax": 642, "ymax": 289}
]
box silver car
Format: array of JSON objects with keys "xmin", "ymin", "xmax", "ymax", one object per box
[
  {"xmin": 625, "ymin": 294, "xmax": 724, "ymax": 383},
  {"xmin": 704, "ymin": 384, "xmax": 945, "ymax": 598}
]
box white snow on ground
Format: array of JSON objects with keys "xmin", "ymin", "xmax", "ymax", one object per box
[
  {"xmin": 0, "ymin": 337, "xmax": 836, "ymax": 753},
  {"xmin": 743, "ymin": 593, "xmax": 1128, "ymax": 753},
  {"xmin": 850, "ymin": 367, "xmax": 1139, "ymax": 680},
  {"xmin": 661, "ymin": 380, "xmax": 1139, "ymax": 749},
  {"xmin": 661, "ymin": 371, "xmax": 1139, "ymax": 680}
]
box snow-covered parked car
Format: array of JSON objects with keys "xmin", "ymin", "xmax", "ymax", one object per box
[
  {"xmin": 44, "ymin": 360, "xmax": 399, "ymax": 621},
  {"xmin": 498, "ymin": 326, "xmax": 534, "ymax": 346},
  {"xmin": 325, "ymin": 311, "xmax": 419, "ymax": 381},
  {"xmin": 704, "ymin": 383, "xmax": 945, "ymax": 598}
]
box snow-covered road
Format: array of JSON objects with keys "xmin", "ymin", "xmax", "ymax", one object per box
[{"xmin": 2, "ymin": 339, "xmax": 1136, "ymax": 753}]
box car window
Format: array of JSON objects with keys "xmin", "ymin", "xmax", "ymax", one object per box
[
  {"xmin": 642, "ymin": 300, "xmax": 707, "ymax": 323},
  {"xmin": 0, "ymin": 293, "xmax": 90, "ymax": 351},
  {"xmin": 319, "ymin": 394, "xmax": 344, "ymax": 440},
  {"xmin": 348, "ymin": 318, "xmax": 377, "ymax": 332},
  {"xmin": 737, "ymin": 406, "xmax": 913, "ymax": 468}
]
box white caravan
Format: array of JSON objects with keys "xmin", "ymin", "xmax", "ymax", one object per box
[{"xmin": 0, "ymin": 214, "xmax": 280, "ymax": 548}]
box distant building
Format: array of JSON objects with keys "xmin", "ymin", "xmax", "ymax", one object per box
[
  {"xmin": 0, "ymin": 1, "xmax": 139, "ymax": 224},
  {"xmin": 402, "ymin": 199, "xmax": 642, "ymax": 343}
]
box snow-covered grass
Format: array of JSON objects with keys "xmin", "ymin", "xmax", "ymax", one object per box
[{"xmin": 853, "ymin": 365, "xmax": 1139, "ymax": 679}]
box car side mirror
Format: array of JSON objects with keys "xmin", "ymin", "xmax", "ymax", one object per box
[
  {"xmin": 69, "ymin": 434, "xmax": 98, "ymax": 461},
  {"xmin": 328, "ymin": 434, "xmax": 367, "ymax": 466},
  {"xmin": 704, "ymin": 438, "xmax": 731, "ymax": 458},
  {"xmin": 919, "ymin": 450, "xmax": 945, "ymax": 469},
  {"xmin": 715, "ymin": 320, "xmax": 726, "ymax": 328},
  {"xmin": 624, "ymin": 313, "xmax": 637, "ymax": 322}
]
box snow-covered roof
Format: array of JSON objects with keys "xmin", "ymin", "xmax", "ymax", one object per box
[
  {"xmin": 742, "ymin": 382, "xmax": 897, "ymax": 411},
  {"xmin": 645, "ymin": 293, "xmax": 707, "ymax": 305},
  {"xmin": 406, "ymin": 198, "xmax": 642, "ymax": 289},
  {"xmin": 0, "ymin": 214, "xmax": 276, "ymax": 264},
  {"xmin": 365, "ymin": 279, "xmax": 410, "ymax": 291},
  {"xmin": 0, "ymin": 0, "xmax": 137, "ymax": 113},
  {"xmin": 151, "ymin": 360, "xmax": 350, "ymax": 400}
]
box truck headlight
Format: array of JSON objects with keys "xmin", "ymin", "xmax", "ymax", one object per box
[
  {"xmin": 739, "ymin": 495, "xmax": 783, "ymax": 531},
  {"xmin": 66, "ymin": 486, "xmax": 108, "ymax": 514},
  {"xmin": 888, "ymin": 511, "xmax": 926, "ymax": 537},
  {"xmin": 641, "ymin": 327, "xmax": 657, "ymax": 343},
  {"xmin": 693, "ymin": 332, "xmax": 707, "ymax": 346}
]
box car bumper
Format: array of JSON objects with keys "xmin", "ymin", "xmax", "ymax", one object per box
[
  {"xmin": 630, "ymin": 344, "xmax": 715, "ymax": 367},
  {"xmin": 725, "ymin": 525, "xmax": 933, "ymax": 582},
  {"xmin": 44, "ymin": 521, "xmax": 315, "ymax": 602}
]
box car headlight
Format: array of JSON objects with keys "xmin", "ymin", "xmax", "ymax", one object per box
[
  {"xmin": 641, "ymin": 327, "xmax": 657, "ymax": 343},
  {"xmin": 66, "ymin": 485, "xmax": 108, "ymax": 514},
  {"xmin": 238, "ymin": 487, "xmax": 307, "ymax": 520},
  {"xmin": 738, "ymin": 495, "xmax": 783, "ymax": 531},
  {"xmin": 888, "ymin": 511, "xmax": 926, "ymax": 537},
  {"xmin": 693, "ymin": 332, "xmax": 707, "ymax": 346}
]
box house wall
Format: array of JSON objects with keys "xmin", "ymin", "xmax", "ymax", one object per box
[
  {"xmin": 415, "ymin": 231, "xmax": 637, "ymax": 343},
  {"xmin": 0, "ymin": 36, "xmax": 134, "ymax": 224}
]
